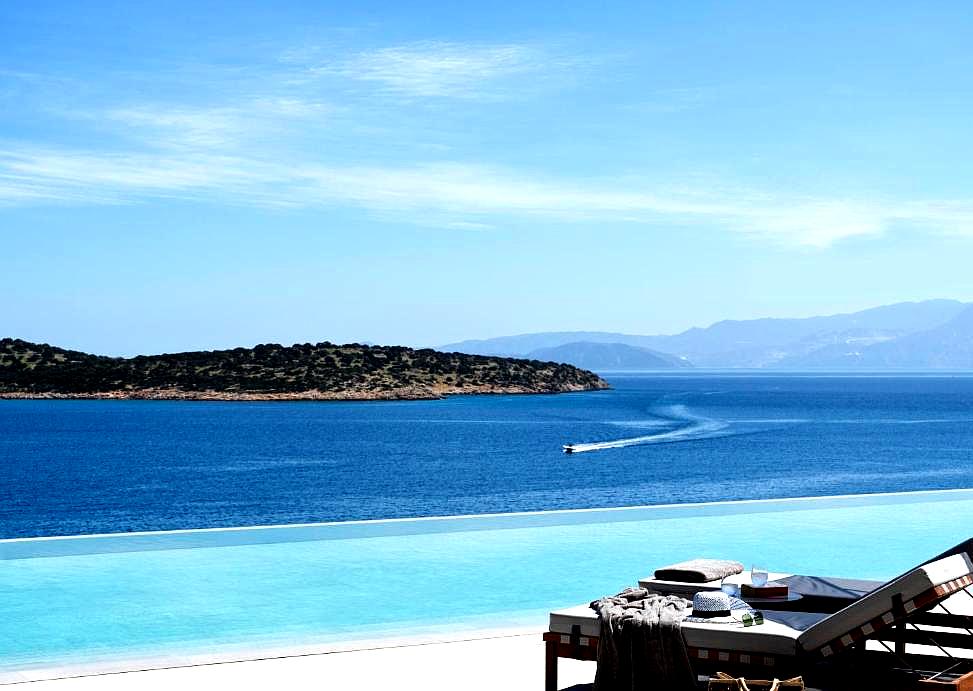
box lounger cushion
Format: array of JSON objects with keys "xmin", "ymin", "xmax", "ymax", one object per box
[
  {"xmin": 728, "ymin": 573, "xmax": 880, "ymax": 613},
  {"xmin": 548, "ymin": 604, "xmax": 827, "ymax": 658},
  {"xmin": 722, "ymin": 572, "xmax": 878, "ymax": 600},
  {"xmin": 638, "ymin": 577, "xmax": 723, "ymax": 596},
  {"xmin": 549, "ymin": 604, "xmax": 600, "ymax": 638},
  {"xmin": 682, "ymin": 611, "xmax": 827, "ymax": 657},
  {"xmin": 798, "ymin": 553, "xmax": 973, "ymax": 654},
  {"xmin": 778, "ymin": 575, "xmax": 878, "ymax": 600}
]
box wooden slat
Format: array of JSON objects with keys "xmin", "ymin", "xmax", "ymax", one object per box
[
  {"xmin": 913, "ymin": 612, "xmax": 973, "ymax": 629},
  {"xmin": 876, "ymin": 627, "xmax": 973, "ymax": 651}
]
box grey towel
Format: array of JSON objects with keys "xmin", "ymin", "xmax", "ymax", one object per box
[
  {"xmin": 590, "ymin": 588, "xmax": 696, "ymax": 691},
  {"xmin": 655, "ymin": 558, "xmax": 744, "ymax": 583}
]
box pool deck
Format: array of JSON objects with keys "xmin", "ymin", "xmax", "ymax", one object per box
[{"xmin": 0, "ymin": 630, "xmax": 596, "ymax": 690}]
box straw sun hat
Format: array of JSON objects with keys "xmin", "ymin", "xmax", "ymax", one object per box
[{"xmin": 684, "ymin": 591, "xmax": 763, "ymax": 626}]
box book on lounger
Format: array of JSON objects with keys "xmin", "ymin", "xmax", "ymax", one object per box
[{"xmin": 740, "ymin": 582, "xmax": 789, "ymax": 599}]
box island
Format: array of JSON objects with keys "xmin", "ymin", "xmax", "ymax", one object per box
[{"xmin": 0, "ymin": 338, "xmax": 610, "ymax": 401}]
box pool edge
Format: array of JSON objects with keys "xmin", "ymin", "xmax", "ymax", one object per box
[{"xmin": 4, "ymin": 487, "xmax": 973, "ymax": 559}]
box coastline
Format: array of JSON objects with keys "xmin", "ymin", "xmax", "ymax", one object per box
[{"xmin": 0, "ymin": 381, "xmax": 608, "ymax": 402}]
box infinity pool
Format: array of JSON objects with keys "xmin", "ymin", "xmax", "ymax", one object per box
[{"xmin": 2, "ymin": 489, "xmax": 972, "ymax": 675}]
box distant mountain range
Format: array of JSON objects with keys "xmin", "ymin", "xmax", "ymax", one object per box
[
  {"xmin": 525, "ymin": 342, "xmax": 692, "ymax": 371},
  {"xmin": 439, "ymin": 300, "xmax": 973, "ymax": 370}
]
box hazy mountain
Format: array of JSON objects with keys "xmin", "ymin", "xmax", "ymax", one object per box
[
  {"xmin": 439, "ymin": 331, "xmax": 663, "ymax": 357},
  {"xmin": 439, "ymin": 300, "xmax": 972, "ymax": 370},
  {"xmin": 526, "ymin": 342, "xmax": 692, "ymax": 370},
  {"xmin": 780, "ymin": 305, "xmax": 973, "ymax": 369},
  {"xmin": 768, "ymin": 329, "xmax": 902, "ymax": 369},
  {"xmin": 643, "ymin": 300, "xmax": 968, "ymax": 367}
]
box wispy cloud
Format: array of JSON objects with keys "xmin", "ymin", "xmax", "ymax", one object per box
[
  {"xmin": 5, "ymin": 38, "xmax": 973, "ymax": 249},
  {"xmin": 0, "ymin": 148, "xmax": 269, "ymax": 205},
  {"xmin": 307, "ymin": 40, "xmax": 558, "ymax": 99},
  {"xmin": 97, "ymin": 98, "xmax": 332, "ymax": 149},
  {"xmin": 104, "ymin": 107, "xmax": 251, "ymax": 148},
  {"xmin": 4, "ymin": 144, "xmax": 972, "ymax": 247}
]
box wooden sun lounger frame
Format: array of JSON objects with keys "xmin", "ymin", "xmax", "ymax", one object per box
[{"xmin": 544, "ymin": 574, "xmax": 973, "ymax": 691}]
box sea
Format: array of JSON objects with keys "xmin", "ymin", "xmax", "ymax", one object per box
[{"xmin": 3, "ymin": 373, "xmax": 973, "ymax": 539}]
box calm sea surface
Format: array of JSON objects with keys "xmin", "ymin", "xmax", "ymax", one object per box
[{"xmin": 3, "ymin": 373, "xmax": 973, "ymax": 539}]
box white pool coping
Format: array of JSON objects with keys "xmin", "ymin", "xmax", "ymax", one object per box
[{"xmin": 5, "ymin": 487, "xmax": 973, "ymax": 559}]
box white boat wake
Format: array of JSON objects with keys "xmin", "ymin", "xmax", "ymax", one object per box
[
  {"xmin": 563, "ymin": 404, "xmax": 732, "ymax": 453},
  {"xmin": 560, "ymin": 403, "xmax": 971, "ymax": 454}
]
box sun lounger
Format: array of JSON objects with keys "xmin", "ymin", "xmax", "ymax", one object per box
[
  {"xmin": 640, "ymin": 536, "xmax": 973, "ymax": 613},
  {"xmin": 686, "ymin": 553, "xmax": 973, "ymax": 666},
  {"xmin": 545, "ymin": 553, "xmax": 973, "ymax": 690}
]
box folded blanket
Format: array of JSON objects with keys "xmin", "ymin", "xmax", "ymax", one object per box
[
  {"xmin": 590, "ymin": 588, "xmax": 695, "ymax": 691},
  {"xmin": 654, "ymin": 558, "xmax": 744, "ymax": 583}
]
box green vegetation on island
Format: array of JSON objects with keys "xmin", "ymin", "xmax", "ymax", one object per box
[{"xmin": 0, "ymin": 338, "xmax": 609, "ymax": 400}]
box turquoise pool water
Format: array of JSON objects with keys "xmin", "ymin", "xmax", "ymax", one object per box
[{"xmin": 2, "ymin": 489, "xmax": 973, "ymax": 672}]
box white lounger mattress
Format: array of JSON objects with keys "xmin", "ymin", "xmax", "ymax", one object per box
[
  {"xmin": 552, "ymin": 554, "xmax": 973, "ymax": 660},
  {"xmin": 548, "ymin": 605, "xmax": 826, "ymax": 656}
]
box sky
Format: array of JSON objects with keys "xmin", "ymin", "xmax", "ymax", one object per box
[{"xmin": 3, "ymin": 1, "xmax": 973, "ymax": 356}]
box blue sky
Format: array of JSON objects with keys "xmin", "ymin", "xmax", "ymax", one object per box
[{"xmin": 3, "ymin": 1, "xmax": 973, "ymax": 355}]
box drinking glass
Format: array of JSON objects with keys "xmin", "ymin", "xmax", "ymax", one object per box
[
  {"xmin": 751, "ymin": 565, "xmax": 768, "ymax": 588},
  {"xmin": 721, "ymin": 579, "xmax": 739, "ymax": 597}
]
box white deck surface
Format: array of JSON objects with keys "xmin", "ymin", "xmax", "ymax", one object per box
[{"xmin": 2, "ymin": 631, "xmax": 595, "ymax": 691}]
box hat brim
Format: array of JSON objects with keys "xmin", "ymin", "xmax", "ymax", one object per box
[
  {"xmin": 684, "ymin": 614, "xmax": 743, "ymax": 625},
  {"xmin": 684, "ymin": 607, "xmax": 761, "ymax": 626}
]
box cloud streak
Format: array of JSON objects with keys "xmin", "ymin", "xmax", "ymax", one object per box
[
  {"xmin": 349, "ymin": 42, "xmax": 538, "ymax": 96},
  {"xmin": 97, "ymin": 98, "xmax": 333, "ymax": 149},
  {"xmin": 4, "ymin": 142, "xmax": 972, "ymax": 247},
  {"xmin": 4, "ymin": 39, "xmax": 973, "ymax": 248},
  {"xmin": 309, "ymin": 40, "xmax": 553, "ymax": 99}
]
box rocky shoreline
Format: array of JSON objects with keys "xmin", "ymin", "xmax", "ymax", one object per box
[{"xmin": 0, "ymin": 381, "xmax": 608, "ymax": 402}]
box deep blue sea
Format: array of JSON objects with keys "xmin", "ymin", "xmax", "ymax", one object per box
[{"xmin": 3, "ymin": 373, "xmax": 973, "ymax": 539}]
